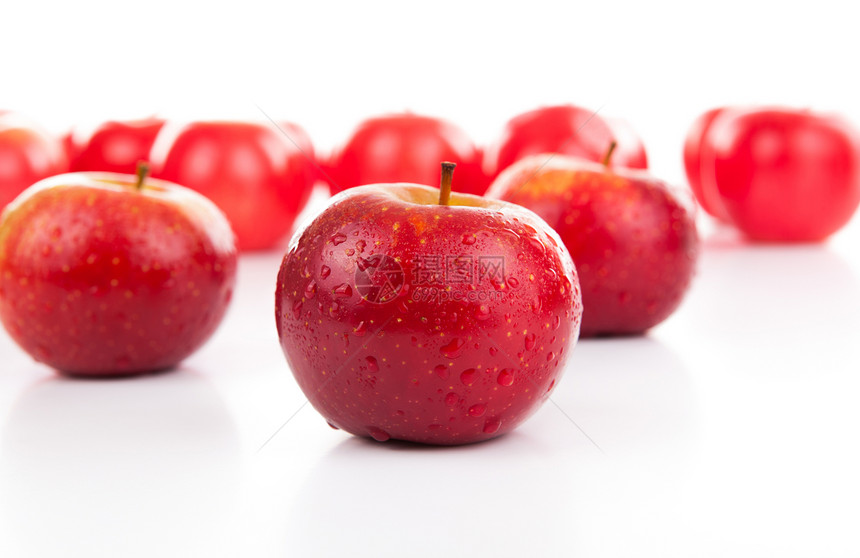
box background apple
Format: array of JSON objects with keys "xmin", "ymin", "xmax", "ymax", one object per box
[
  {"xmin": 683, "ymin": 107, "xmax": 730, "ymax": 221},
  {"xmin": 69, "ymin": 117, "xmax": 165, "ymax": 174},
  {"xmin": 486, "ymin": 148, "xmax": 698, "ymax": 336},
  {"xmin": 326, "ymin": 113, "xmax": 489, "ymax": 196},
  {"xmin": 150, "ymin": 120, "xmax": 317, "ymax": 251},
  {"xmin": 276, "ymin": 166, "xmax": 582, "ymax": 445},
  {"xmin": 0, "ymin": 113, "xmax": 67, "ymax": 210},
  {"xmin": 483, "ymin": 104, "xmax": 649, "ymax": 179},
  {"xmin": 704, "ymin": 107, "xmax": 860, "ymax": 241},
  {"xmin": 0, "ymin": 166, "xmax": 237, "ymax": 377}
]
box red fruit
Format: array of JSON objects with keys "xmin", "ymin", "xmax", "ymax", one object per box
[
  {"xmin": 0, "ymin": 113, "xmax": 68, "ymax": 210},
  {"xmin": 683, "ymin": 107, "xmax": 730, "ymax": 220},
  {"xmin": 0, "ymin": 166, "xmax": 237, "ymax": 377},
  {"xmin": 707, "ymin": 107, "xmax": 860, "ymax": 241},
  {"xmin": 151, "ymin": 120, "xmax": 316, "ymax": 251},
  {"xmin": 276, "ymin": 166, "xmax": 581, "ymax": 445},
  {"xmin": 327, "ymin": 113, "xmax": 488, "ymax": 196},
  {"xmin": 484, "ymin": 104, "xmax": 648, "ymax": 178},
  {"xmin": 69, "ymin": 118, "xmax": 165, "ymax": 174},
  {"xmin": 486, "ymin": 149, "xmax": 698, "ymax": 336}
]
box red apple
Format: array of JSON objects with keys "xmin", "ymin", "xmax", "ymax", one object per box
[
  {"xmin": 69, "ymin": 117, "xmax": 165, "ymax": 174},
  {"xmin": 484, "ymin": 104, "xmax": 648, "ymax": 179},
  {"xmin": 683, "ymin": 107, "xmax": 730, "ymax": 220},
  {"xmin": 327, "ymin": 113, "xmax": 488, "ymax": 196},
  {"xmin": 486, "ymin": 146, "xmax": 698, "ymax": 336},
  {"xmin": 0, "ymin": 113, "xmax": 68, "ymax": 210},
  {"xmin": 707, "ymin": 107, "xmax": 860, "ymax": 241},
  {"xmin": 151, "ymin": 120, "xmax": 316, "ymax": 251},
  {"xmin": 0, "ymin": 164, "xmax": 237, "ymax": 377},
  {"xmin": 276, "ymin": 164, "xmax": 582, "ymax": 445}
]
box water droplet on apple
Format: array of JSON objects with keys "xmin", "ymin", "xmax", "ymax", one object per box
[
  {"xmin": 461, "ymin": 233, "xmax": 477, "ymax": 245},
  {"xmin": 327, "ymin": 421, "xmax": 340, "ymax": 430},
  {"xmin": 355, "ymin": 239, "xmax": 366, "ymax": 253},
  {"xmin": 434, "ymin": 364, "xmax": 449, "ymax": 379},
  {"xmin": 489, "ymin": 347, "xmax": 498, "ymax": 356},
  {"xmin": 531, "ymin": 297, "xmax": 542, "ymax": 314},
  {"xmin": 459, "ymin": 368, "xmax": 476, "ymax": 385},
  {"xmin": 546, "ymin": 351, "xmax": 555, "ymax": 362},
  {"xmin": 553, "ymin": 315, "xmax": 561, "ymax": 330},
  {"xmin": 333, "ymin": 283, "xmax": 352, "ymax": 297},
  {"xmin": 304, "ymin": 280, "xmax": 317, "ymax": 299},
  {"xmin": 320, "ymin": 265, "xmax": 331, "ymax": 279},
  {"xmin": 497, "ymin": 369, "xmax": 514, "ymax": 386},
  {"xmin": 329, "ymin": 302, "xmax": 340, "ymax": 317},
  {"xmin": 365, "ymin": 356, "xmax": 379, "ymax": 372},
  {"xmin": 445, "ymin": 392, "xmax": 459, "ymax": 406},
  {"xmin": 468, "ymin": 403, "xmax": 486, "ymax": 417},
  {"xmin": 440, "ymin": 337, "xmax": 465, "ymax": 358},
  {"xmin": 483, "ymin": 417, "xmax": 501, "ymax": 434},
  {"xmin": 524, "ymin": 333, "xmax": 536, "ymax": 350},
  {"xmin": 474, "ymin": 305, "xmax": 491, "ymax": 321},
  {"xmin": 368, "ymin": 427, "xmax": 390, "ymax": 442},
  {"xmin": 507, "ymin": 276, "xmax": 519, "ymax": 288},
  {"xmin": 292, "ymin": 299, "xmax": 302, "ymax": 319},
  {"xmin": 353, "ymin": 321, "xmax": 367, "ymax": 336},
  {"xmin": 331, "ymin": 233, "xmax": 347, "ymax": 246},
  {"xmin": 546, "ymin": 379, "xmax": 556, "ymax": 393}
]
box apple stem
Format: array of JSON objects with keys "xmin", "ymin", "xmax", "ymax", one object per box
[
  {"xmin": 601, "ymin": 141, "xmax": 618, "ymax": 167},
  {"xmin": 135, "ymin": 161, "xmax": 150, "ymax": 191},
  {"xmin": 438, "ymin": 162, "xmax": 456, "ymax": 206}
]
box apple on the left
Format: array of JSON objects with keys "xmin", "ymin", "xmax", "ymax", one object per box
[
  {"xmin": 0, "ymin": 112, "xmax": 68, "ymax": 210},
  {"xmin": 0, "ymin": 164, "xmax": 238, "ymax": 377}
]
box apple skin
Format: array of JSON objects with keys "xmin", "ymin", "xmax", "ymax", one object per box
[
  {"xmin": 0, "ymin": 172, "xmax": 237, "ymax": 377},
  {"xmin": 150, "ymin": 120, "xmax": 316, "ymax": 251},
  {"xmin": 709, "ymin": 107, "xmax": 860, "ymax": 242},
  {"xmin": 0, "ymin": 113, "xmax": 68, "ymax": 210},
  {"xmin": 683, "ymin": 107, "xmax": 730, "ymax": 221},
  {"xmin": 484, "ymin": 105, "xmax": 648, "ymax": 179},
  {"xmin": 486, "ymin": 155, "xmax": 698, "ymax": 337},
  {"xmin": 69, "ymin": 118, "xmax": 166, "ymax": 174},
  {"xmin": 327, "ymin": 114, "xmax": 489, "ymax": 196},
  {"xmin": 276, "ymin": 183, "xmax": 582, "ymax": 445}
]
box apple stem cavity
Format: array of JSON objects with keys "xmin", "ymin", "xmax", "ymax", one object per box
[
  {"xmin": 135, "ymin": 161, "xmax": 150, "ymax": 191},
  {"xmin": 601, "ymin": 141, "xmax": 618, "ymax": 168},
  {"xmin": 438, "ymin": 161, "xmax": 457, "ymax": 206}
]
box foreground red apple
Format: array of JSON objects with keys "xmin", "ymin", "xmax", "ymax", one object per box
[
  {"xmin": 702, "ymin": 107, "xmax": 860, "ymax": 241},
  {"xmin": 486, "ymin": 145, "xmax": 698, "ymax": 336},
  {"xmin": 484, "ymin": 104, "xmax": 648, "ymax": 179},
  {"xmin": 0, "ymin": 113, "xmax": 68, "ymax": 210},
  {"xmin": 0, "ymin": 164, "xmax": 237, "ymax": 377},
  {"xmin": 69, "ymin": 117, "xmax": 165, "ymax": 174},
  {"xmin": 326, "ymin": 113, "xmax": 488, "ymax": 196},
  {"xmin": 151, "ymin": 120, "xmax": 316, "ymax": 251},
  {"xmin": 276, "ymin": 164, "xmax": 582, "ymax": 445}
]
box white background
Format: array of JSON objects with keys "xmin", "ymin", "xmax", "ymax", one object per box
[{"xmin": 2, "ymin": 1, "xmax": 860, "ymax": 556}]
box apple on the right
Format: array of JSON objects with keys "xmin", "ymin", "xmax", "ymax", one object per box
[{"xmin": 486, "ymin": 144, "xmax": 698, "ymax": 336}]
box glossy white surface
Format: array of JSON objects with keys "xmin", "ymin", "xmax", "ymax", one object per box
[{"xmin": 1, "ymin": 201, "xmax": 858, "ymax": 556}]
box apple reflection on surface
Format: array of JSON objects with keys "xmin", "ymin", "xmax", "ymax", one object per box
[{"xmin": 0, "ymin": 370, "xmax": 241, "ymax": 557}]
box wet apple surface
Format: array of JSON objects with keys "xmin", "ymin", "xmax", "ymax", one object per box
[
  {"xmin": 0, "ymin": 170, "xmax": 237, "ymax": 376},
  {"xmin": 276, "ymin": 177, "xmax": 582, "ymax": 445}
]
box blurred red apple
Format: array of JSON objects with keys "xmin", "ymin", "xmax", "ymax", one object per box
[
  {"xmin": 69, "ymin": 118, "xmax": 165, "ymax": 174},
  {"xmin": 151, "ymin": 120, "xmax": 316, "ymax": 251},
  {"xmin": 0, "ymin": 113, "xmax": 67, "ymax": 210},
  {"xmin": 327, "ymin": 113, "xmax": 488, "ymax": 196}
]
